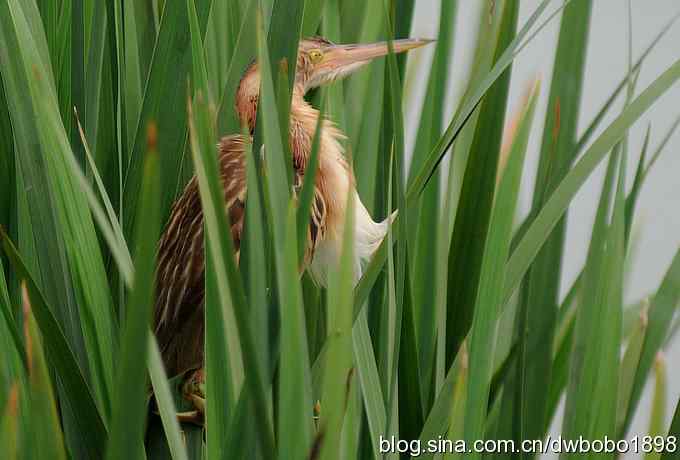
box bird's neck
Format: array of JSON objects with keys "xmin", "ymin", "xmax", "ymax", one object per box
[
  {"xmin": 288, "ymin": 92, "xmax": 347, "ymax": 176},
  {"xmin": 289, "ymin": 92, "xmax": 352, "ymax": 236},
  {"xmin": 288, "ymin": 92, "xmax": 390, "ymax": 285}
]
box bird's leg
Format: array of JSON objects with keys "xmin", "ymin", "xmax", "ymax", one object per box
[{"xmin": 176, "ymin": 368, "xmax": 206, "ymax": 425}]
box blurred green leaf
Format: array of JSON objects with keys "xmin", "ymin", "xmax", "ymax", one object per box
[
  {"xmin": 22, "ymin": 284, "xmax": 67, "ymax": 460},
  {"xmin": 646, "ymin": 354, "xmax": 668, "ymax": 460},
  {"xmin": 0, "ymin": 382, "xmax": 19, "ymax": 460},
  {"xmin": 0, "ymin": 227, "xmax": 107, "ymax": 457},
  {"xmin": 617, "ymin": 302, "xmax": 649, "ymax": 436}
]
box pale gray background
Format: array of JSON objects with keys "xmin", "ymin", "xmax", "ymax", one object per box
[{"xmin": 404, "ymin": 1, "xmax": 680, "ymax": 457}]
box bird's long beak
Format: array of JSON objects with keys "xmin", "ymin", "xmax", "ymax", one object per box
[
  {"xmin": 324, "ymin": 38, "xmax": 433, "ymax": 66},
  {"xmin": 306, "ymin": 38, "xmax": 433, "ymax": 90}
]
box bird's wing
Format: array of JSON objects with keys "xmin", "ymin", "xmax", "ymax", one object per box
[{"xmin": 153, "ymin": 134, "xmax": 247, "ymax": 375}]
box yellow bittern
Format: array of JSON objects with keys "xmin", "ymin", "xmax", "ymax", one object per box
[{"xmin": 153, "ymin": 37, "xmax": 430, "ymax": 418}]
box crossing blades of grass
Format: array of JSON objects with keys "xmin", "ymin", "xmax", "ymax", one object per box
[
  {"xmin": 504, "ymin": 56, "xmax": 680, "ymax": 306},
  {"xmin": 73, "ymin": 112, "xmax": 134, "ymax": 285},
  {"xmin": 561, "ymin": 145, "xmax": 624, "ymax": 458},
  {"xmin": 506, "ymin": 1, "xmax": 592, "ymax": 453},
  {"xmin": 354, "ymin": 0, "xmax": 560, "ymax": 313},
  {"xmin": 641, "ymin": 113, "xmax": 680, "ymax": 183}
]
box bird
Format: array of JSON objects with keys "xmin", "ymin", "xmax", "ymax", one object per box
[{"xmin": 153, "ymin": 36, "xmax": 431, "ymax": 420}]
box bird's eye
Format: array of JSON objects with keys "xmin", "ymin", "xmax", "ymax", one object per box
[{"xmin": 309, "ymin": 49, "xmax": 324, "ymax": 63}]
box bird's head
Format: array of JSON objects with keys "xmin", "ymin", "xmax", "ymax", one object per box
[{"xmin": 236, "ymin": 36, "xmax": 432, "ymax": 132}]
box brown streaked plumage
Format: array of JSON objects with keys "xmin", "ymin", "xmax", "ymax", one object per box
[{"xmin": 153, "ymin": 37, "xmax": 431, "ymax": 388}]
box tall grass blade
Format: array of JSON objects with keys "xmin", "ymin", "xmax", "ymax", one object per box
[
  {"xmin": 188, "ymin": 87, "xmax": 274, "ymax": 456},
  {"xmin": 122, "ymin": 0, "xmax": 212, "ymax": 236},
  {"xmin": 445, "ymin": 0, "xmax": 518, "ymax": 369},
  {"xmin": 507, "ymin": 1, "xmax": 592, "ymax": 452},
  {"xmin": 353, "ymin": 310, "xmax": 387, "ymax": 460},
  {"xmin": 319, "ymin": 186, "xmax": 356, "ymax": 460},
  {"xmin": 106, "ymin": 126, "xmax": 162, "ymax": 460},
  {"xmin": 462, "ymin": 80, "xmax": 539, "ymax": 460},
  {"xmin": 277, "ymin": 203, "xmax": 313, "ymax": 460},
  {"xmin": 147, "ymin": 336, "xmax": 189, "ymax": 460},
  {"xmin": 560, "ymin": 146, "xmax": 623, "ymax": 458},
  {"xmin": 408, "ymin": 0, "xmax": 456, "ymax": 410}
]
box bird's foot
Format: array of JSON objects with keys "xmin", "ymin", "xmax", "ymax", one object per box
[{"xmin": 177, "ymin": 368, "xmax": 205, "ymax": 425}]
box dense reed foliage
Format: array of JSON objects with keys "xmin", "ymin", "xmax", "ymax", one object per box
[{"xmin": 1, "ymin": 0, "xmax": 680, "ymax": 459}]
